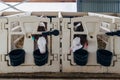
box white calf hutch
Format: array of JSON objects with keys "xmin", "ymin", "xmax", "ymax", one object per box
[{"xmin": 0, "ymin": 12, "xmax": 120, "ymax": 74}]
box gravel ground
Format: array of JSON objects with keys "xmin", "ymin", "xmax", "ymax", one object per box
[{"xmin": 0, "ymin": 72, "xmax": 120, "ymax": 79}]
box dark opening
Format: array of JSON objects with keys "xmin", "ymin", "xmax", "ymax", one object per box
[{"xmin": 74, "ymin": 22, "xmax": 84, "ymax": 32}]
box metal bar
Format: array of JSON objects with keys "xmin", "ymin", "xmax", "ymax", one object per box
[{"xmin": 0, "ymin": 0, "xmax": 30, "ymax": 12}]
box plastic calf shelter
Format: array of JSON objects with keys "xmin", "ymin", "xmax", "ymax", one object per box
[
  {"xmin": 0, "ymin": 13, "xmax": 60, "ymax": 73},
  {"xmin": 61, "ymin": 16, "xmax": 115, "ymax": 73},
  {"xmin": 0, "ymin": 12, "xmax": 120, "ymax": 73},
  {"xmin": 107, "ymin": 18, "xmax": 120, "ymax": 73}
]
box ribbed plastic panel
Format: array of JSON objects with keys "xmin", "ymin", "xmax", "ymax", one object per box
[{"xmin": 77, "ymin": 0, "xmax": 120, "ymax": 13}]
